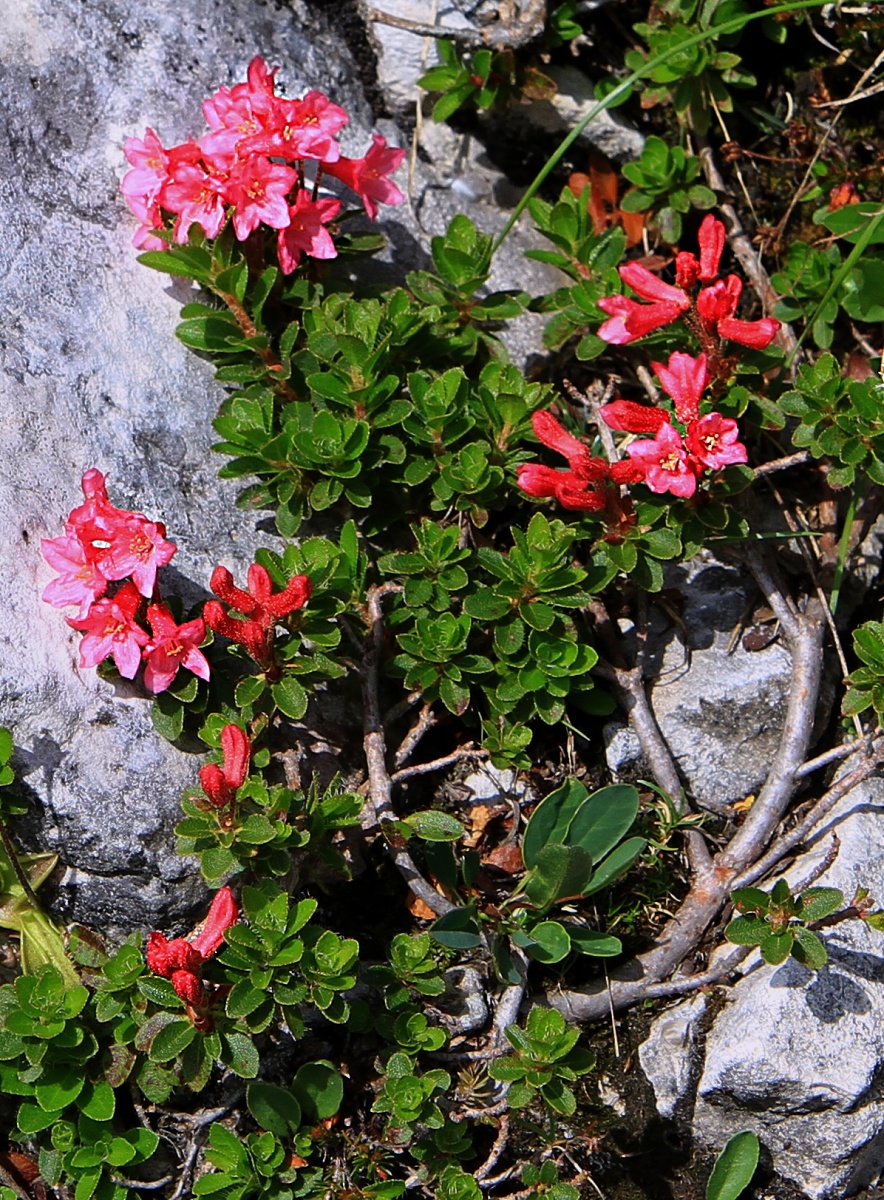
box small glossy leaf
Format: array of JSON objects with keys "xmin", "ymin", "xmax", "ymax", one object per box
[
  {"xmin": 403, "ymin": 810, "xmax": 466, "ymax": 842},
  {"xmin": 706, "ymin": 1130, "xmax": 760, "ymax": 1200},
  {"xmin": 246, "ymin": 1080, "xmax": 301, "ymax": 1137},
  {"xmin": 292, "ymin": 1060, "xmax": 345, "ymax": 1120}
]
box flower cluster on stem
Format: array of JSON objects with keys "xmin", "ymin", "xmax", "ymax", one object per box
[
  {"xmin": 146, "ymin": 886, "xmax": 238, "ymax": 1028},
  {"xmin": 598, "ymin": 214, "xmax": 780, "ymax": 353},
  {"xmin": 203, "ymin": 562, "xmax": 312, "ymax": 677},
  {"xmin": 199, "ymin": 724, "xmax": 251, "ymax": 814},
  {"xmin": 41, "ymin": 471, "xmax": 209, "ymax": 692},
  {"xmin": 121, "ymin": 56, "xmax": 405, "ymax": 273}
]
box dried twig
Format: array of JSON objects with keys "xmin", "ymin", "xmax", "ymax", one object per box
[
  {"xmin": 361, "ymin": 0, "xmax": 547, "ymax": 49},
  {"xmin": 362, "ymin": 584, "xmax": 455, "ymax": 917},
  {"xmin": 394, "ymin": 702, "xmax": 436, "ymax": 767},
  {"xmin": 732, "ymin": 745, "xmax": 884, "ymax": 890},
  {"xmin": 753, "ymin": 451, "xmax": 811, "ymax": 478},
  {"xmin": 391, "ymin": 746, "xmax": 489, "ymax": 784},
  {"xmin": 475, "ymin": 1112, "xmax": 511, "ymax": 1183}
]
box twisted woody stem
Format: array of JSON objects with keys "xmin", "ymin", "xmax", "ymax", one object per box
[
  {"xmin": 554, "ymin": 570, "xmax": 826, "ymax": 1020},
  {"xmin": 362, "ymin": 584, "xmax": 455, "ymax": 918}
]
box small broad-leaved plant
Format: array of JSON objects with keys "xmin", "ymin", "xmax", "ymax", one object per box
[{"xmin": 725, "ymin": 880, "xmax": 844, "ymax": 968}]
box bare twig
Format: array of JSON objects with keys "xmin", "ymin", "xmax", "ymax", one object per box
[
  {"xmin": 362, "ymin": 584, "xmax": 455, "ymax": 918},
  {"xmin": 732, "ymin": 746, "xmax": 884, "ymax": 890},
  {"xmin": 563, "ymin": 378, "xmax": 619, "ymax": 463},
  {"xmin": 637, "ymin": 945, "xmax": 754, "ymax": 1000},
  {"xmin": 391, "ymin": 746, "xmax": 489, "ymax": 784},
  {"xmin": 753, "ymin": 451, "xmax": 811, "ymax": 478},
  {"xmin": 362, "ymin": 0, "xmax": 547, "ymax": 49},
  {"xmin": 475, "ymin": 1113, "xmax": 511, "ymax": 1182},
  {"xmin": 795, "ymin": 734, "xmax": 872, "ymax": 780},
  {"xmin": 394, "ymin": 703, "xmax": 436, "ymax": 768}
]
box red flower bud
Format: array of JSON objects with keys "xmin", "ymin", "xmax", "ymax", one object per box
[
  {"xmin": 600, "ymin": 400, "xmax": 669, "ymax": 435},
  {"xmin": 171, "ymin": 969, "xmax": 208, "ymax": 1008}
]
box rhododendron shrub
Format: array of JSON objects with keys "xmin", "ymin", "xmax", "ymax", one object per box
[{"xmin": 121, "ymin": 56, "xmax": 405, "ymax": 271}]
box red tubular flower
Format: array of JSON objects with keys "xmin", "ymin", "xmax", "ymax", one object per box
[
  {"xmin": 204, "ymin": 563, "xmax": 311, "ymax": 669},
  {"xmin": 697, "ymin": 214, "xmax": 726, "ymax": 282},
  {"xmin": 146, "ymin": 887, "xmax": 237, "ymax": 1020},
  {"xmin": 651, "ymin": 352, "xmax": 709, "ymax": 424},
  {"xmin": 717, "ymin": 316, "xmax": 781, "ymax": 350},
  {"xmin": 600, "ymin": 399, "xmax": 669, "ymax": 435},
  {"xmin": 199, "ymin": 724, "xmax": 251, "ymax": 809}
]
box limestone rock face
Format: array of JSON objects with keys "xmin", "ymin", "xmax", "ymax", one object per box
[
  {"xmin": 0, "ymin": 0, "xmax": 386, "ymax": 936},
  {"xmin": 641, "ymin": 775, "xmax": 884, "ymax": 1198}
]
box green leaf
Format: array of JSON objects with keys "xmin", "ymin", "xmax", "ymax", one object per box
[
  {"xmin": 463, "ymin": 593, "xmax": 512, "ymax": 621},
  {"xmin": 150, "ymin": 1019, "xmax": 196, "ymax": 1063},
  {"xmin": 565, "ymin": 926, "xmax": 622, "ymax": 957},
  {"xmin": 431, "ymin": 908, "xmax": 483, "ymax": 950},
  {"xmin": 292, "ymin": 1060, "xmax": 345, "ymax": 1120},
  {"xmin": 222, "ymin": 1031, "xmax": 260, "ymax": 1078},
  {"xmin": 581, "ymin": 837, "xmax": 646, "ymax": 896},
  {"xmin": 566, "ymin": 784, "xmax": 640, "ymax": 864},
  {"xmin": 706, "ymin": 1130, "xmax": 760, "ymax": 1200},
  {"xmin": 519, "ymin": 920, "xmax": 571, "ymax": 964},
  {"xmin": 759, "ymin": 931, "xmax": 794, "ymax": 965},
  {"xmin": 403, "ymin": 810, "xmax": 466, "ymax": 842},
  {"xmin": 798, "ymin": 887, "xmax": 843, "ymax": 921},
  {"xmin": 522, "ymin": 779, "xmax": 588, "ymax": 870},
  {"xmin": 272, "ymin": 676, "xmax": 309, "ymax": 720},
  {"xmin": 246, "ymin": 1081, "xmax": 301, "ymax": 1137},
  {"xmin": 77, "ymin": 1079, "xmax": 115, "ymax": 1122},
  {"xmin": 791, "ymin": 927, "xmax": 828, "ymax": 970},
  {"xmin": 523, "ymin": 844, "xmax": 594, "ymax": 909}
]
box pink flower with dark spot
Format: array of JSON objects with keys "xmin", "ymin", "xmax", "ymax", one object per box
[
  {"xmin": 67, "ymin": 581, "xmax": 149, "ymax": 678},
  {"xmin": 277, "ymin": 193, "xmax": 341, "ymax": 274},
  {"xmin": 686, "ymin": 413, "xmax": 748, "ymax": 471},
  {"xmin": 162, "ymin": 158, "xmax": 229, "ymax": 243},
  {"xmin": 142, "ymin": 604, "xmax": 210, "ymax": 694},
  {"xmin": 323, "ymin": 134, "xmax": 405, "ymax": 220},
  {"xmin": 626, "ymin": 422, "xmax": 697, "ymax": 498}
]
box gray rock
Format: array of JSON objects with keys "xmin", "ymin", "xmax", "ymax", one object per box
[
  {"xmin": 637, "ymin": 993, "xmax": 706, "ymax": 1119},
  {"xmin": 0, "ymin": 0, "xmax": 397, "ymax": 937},
  {"xmin": 520, "ymin": 64, "xmax": 645, "ymax": 162},
  {"xmin": 647, "ymin": 556, "xmax": 793, "ymax": 809},
  {"xmin": 366, "ymin": 0, "xmax": 473, "ymax": 118},
  {"xmin": 643, "ymin": 773, "xmax": 884, "ymax": 1198},
  {"xmin": 603, "ymin": 721, "xmax": 648, "ymax": 781}
]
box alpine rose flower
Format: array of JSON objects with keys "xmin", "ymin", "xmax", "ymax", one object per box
[
  {"xmin": 686, "ymin": 413, "xmax": 748, "ymax": 470},
  {"xmin": 626, "ymin": 422, "xmax": 697, "ymax": 498},
  {"xmin": 199, "ymin": 724, "xmax": 251, "ymax": 809},
  {"xmin": 598, "ymin": 215, "xmax": 780, "ymax": 352},
  {"xmin": 121, "ymin": 59, "xmax": 405, "ymax": 272},
  {"xmin": 516, "ymin": 410, "xmax": 641, "ymax": 512},
  {"xmin": 67, "ymin": 581, "xmax": 149, "ymax": 679},
  {"xmin": 204, "ymin": 563, "xmax": 311, "ymax": 670},
  {"xmin": 146, "ymin": 887, "xmax": 238, "ymax": 1021},
  {"xmin": 142, "ymin": 605, "xmax": 211, "ymax": 694}
]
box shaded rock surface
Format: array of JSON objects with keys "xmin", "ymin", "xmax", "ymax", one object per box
[
  {"xmin": 640, "ymin": 773, "xmax": 884, "ymax": 1199},
  {"xmin": 0, "ymin": 0, "xmax": 398, "ymax": 936},
  {"xmin": 646, "ymin": 556, "xmax": 793, "ymax": 809}
]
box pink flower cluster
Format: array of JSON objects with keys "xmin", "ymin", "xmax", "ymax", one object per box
[
  {"xmin": 598, "ymin": 214, "xmax": 780, "ymax": 352},
  {"xmin": 41, "ymin": 470, "xmax": 209, "ymax": 692},
  {"xmin": 146, "ymin": 886, "xmax": 237, "ymax": 1024},
  {"xmin": 518, "ymin": 351, "xmax": 747, "ymax": 507},
  {"xmin": 121, "ymin": 56, "xmax": 405, "ymax": 273},
  {"xmin": 600, "ymin": 351, "xmax": 747, "ymax": 498}
]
